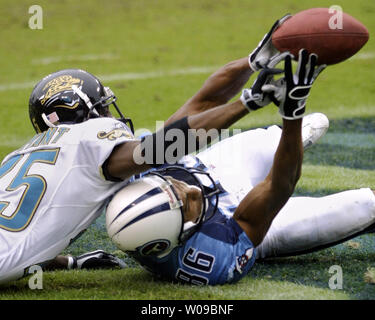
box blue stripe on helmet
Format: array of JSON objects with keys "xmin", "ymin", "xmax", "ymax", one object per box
[
  {"xmin": 109, "ymin": 187, "xmax": 163, "ymax": 226},
  {"xmin": 114, "ymin": 202, "xmax": 172, "ymax": 235}
]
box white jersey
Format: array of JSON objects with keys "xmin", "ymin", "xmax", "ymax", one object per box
[{"xmin": 0, "ymin": 117, "xmax": 134, "ymax": 282}]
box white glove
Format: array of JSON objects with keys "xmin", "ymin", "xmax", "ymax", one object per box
[
  {"xmin": 68, "ymin": 250, "xmax": 127, "ymax": 269},
  {"xmin": 262, "ymin": 49, "xmax": 326, "ymax": 119},
  {"xmin": 241, "ymin": 51, "xmax": 290, "ymax": 112},
  {"xmin": 249, "ymin": 14, "xmax": 292, "ymax": 71},
  {"xmin": 240, "ymin": 67, "xmax": 283, "ymax": 112}
]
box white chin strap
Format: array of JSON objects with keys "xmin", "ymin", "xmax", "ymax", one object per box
[
  {"xmin": 41, "ymin": 113, "xmax": 57, "ymax": 128},
  {"xmin": 72, "ymin": 85, "xmax": 100, "ymax": 117}
]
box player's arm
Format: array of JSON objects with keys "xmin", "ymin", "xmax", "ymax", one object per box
[
  {"xmin": 234, "ymin": 118, "xmax": 303, "ymax": 247},
  {"xmin": 233, "ymin": 50, "xmax": 326, "ymax": 247},
  {"xmin": 105, "ymin": 100, "xmax": 247, "ymax": 180},
  {"xmin": 165, "ymin": 15, "xmax": 291, "ymax": 126},
  {"xmin": 165, "ymin": 57, "xmax": 253, "ymax": 125},
  {"xmin": 105, "ymin": 67, "xmax": 281, "ymax": 181}
]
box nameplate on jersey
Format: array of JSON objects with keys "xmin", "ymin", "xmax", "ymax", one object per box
[{"xmin": 21, "ymin": 127, "xmax": 70, "ymax": 150}]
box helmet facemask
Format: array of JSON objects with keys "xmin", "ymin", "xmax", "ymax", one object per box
[
  {"xmin": 69, "ymin": 85, "xmax": 135, "ymax": 134},
  {"xmin": 148, "ymin": 166, "xmax": 221, "ymax": 244},
  {"xmin": 91, "ymin": 86, "xmax": 135, "ymax": 133}
]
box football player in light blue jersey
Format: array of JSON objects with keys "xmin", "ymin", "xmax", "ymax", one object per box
[
  {"xmin": 105, "ymin": 50, "xmax": 375, "ymax": 285},
  {"xmin": 105, "ymin": 48, "xmax": 346, "ymax": 285},
  {"xmin": 108, "ymin": 131, "xmax": 375, "ymax": 285}
]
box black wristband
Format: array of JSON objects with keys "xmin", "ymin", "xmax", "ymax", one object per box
[
  {"xmin": 140, "ymin": 117, "xmax": 199, "ymax": 167},
  {"xmin": 102, "ymin": 156, "xmax": 124, "ymax": 182}
]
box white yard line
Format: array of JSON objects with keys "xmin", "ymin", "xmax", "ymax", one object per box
[
  {"xmin": 350, "ymin": 52, "xmax": 375, "ymax": 60},
  {"xmin": 0, "ymin": 50, "xmax": 373, "ymax": 92},
  {"xmin": 99, "ymin": 66, "xmax": 218, "ymax": 82},
  {"xmin": 31, "ymin": 53, "xmax": 120, "ymax": 65},
  {"xmin": 0, "ymin": 66, "xmax": 219, "ymax": 92}
]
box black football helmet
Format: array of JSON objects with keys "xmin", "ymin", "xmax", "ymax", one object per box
[{"xmin": 29, "ymin": 69, "xmax": 134, "ymax": 133}]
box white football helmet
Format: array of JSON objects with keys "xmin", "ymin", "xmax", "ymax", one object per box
[{"xmin": 106, "ymin": 166, "xmax": 220, "ymax": 258}]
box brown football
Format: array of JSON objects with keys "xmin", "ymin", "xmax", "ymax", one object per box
[{"xmin": 272, "ymin": 8, "xmax": 369, "ymax": 65}]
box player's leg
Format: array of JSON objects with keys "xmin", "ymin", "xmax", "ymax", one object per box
[
  {"xmin": 197, "ymin": 112, "xmax": 329, "ymax": 202},
  {"xmin": 256, "ymin": 188, "xmax": 375, "ymax": 259},
  {"xmin": 197, "ymin": 125, "xmax": 282, "ymax": 201}
]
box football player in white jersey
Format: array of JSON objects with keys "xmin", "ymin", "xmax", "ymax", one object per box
[{"xmin": 0, "ymin": 15, "xmax": 298, "ymax": 284}]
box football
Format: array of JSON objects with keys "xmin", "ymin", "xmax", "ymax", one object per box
[{"xmin": 272, "ymin": 8, "xmax": 369, "ymax": 65}]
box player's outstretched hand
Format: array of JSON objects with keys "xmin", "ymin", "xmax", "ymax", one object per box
[
  {"xmin": 240, "ymin": 66, "xmax": 283, "ymax": 112},
  {"xmin": 262, "ymin": 49, "xmax": 326, "ymax": 120},
  {"xmin": 68, "ymin": 250, "xmax": 127, "ymax": 269},
  {"xmin": 249, "ymin": 14, "xmax": 292, "ymax": 71}
]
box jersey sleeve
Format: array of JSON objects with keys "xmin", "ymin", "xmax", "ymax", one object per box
[
  {"xmin": 77, "ymin": 118, "xmax": 136, "ymax": 181},
  {"xmin": 172, "ymin": 217, "xmax": 256, "ymax": 285}
]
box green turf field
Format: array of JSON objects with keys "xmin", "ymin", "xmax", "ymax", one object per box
[{"xmin": 0, "ymin": 0, "xmax": 374, "ymax": 300}]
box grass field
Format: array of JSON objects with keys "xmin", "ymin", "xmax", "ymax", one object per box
[{"xmin": 0, "ymin": 0, "xmax": 374, "ymax": 300}]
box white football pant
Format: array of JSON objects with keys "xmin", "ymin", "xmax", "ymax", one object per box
[{"xmin": 197, "ymin": 125, "xmax": 375, "ymax": 259}]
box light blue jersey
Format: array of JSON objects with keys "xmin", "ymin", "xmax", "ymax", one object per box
[{"xmin": 132, "ymin": 155, "xmax": 256, "ymax": 285}]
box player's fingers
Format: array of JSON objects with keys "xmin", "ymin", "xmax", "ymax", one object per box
[
  {"xmin": 268, "ymin": 16, "xmax": 284, "ymax": 35},
  {"xmin": 278, "ymin": 13, "xmax": 292, "ymax": 26},
  {"xmin": 284, "ymin": 54, "xmax": 294, "ymax": 85},
  {"xmin": 261, "ymin": 84, "xmax": 278, "ymax": 92},
  {"xmin": 257, "ymin": 16, "xmax": 284, "ymax": 50},
  {"xmin": 306, "ymin": 53, "xmax": 318, "ymax": 84},
  {"xmin": 268, "ymin": 51, "xmax": 290, "ymax": 68},
  {"xmin": 110, "ymin": 257, "xmax": 127, "ymax": 269},
  {"xmin": 262, "ymin": 83, "xmax": 285, "ymax": 105},
  {"xmin": 262, "ymin": 84, "xmax": 278, "ymax": 105},
  {"xmin": 296, "ymin": 49, "xmax": 308, "ymax": 84},
  {"xmin": 252, "ymin": 68, "xmax": 281, "ymax": 93},
  {"xmin": 262, "ymin": 81, "xmax": 285, "ymax": 99},
  {"xmin": 264, "ymin": 68, "xmax": 284, "ymax": 76},
  {"xmin": 256, "ymin": 68, "xmax": 282, "ymax": 85},
  {"xmin": 313, "ymin": 64, "xmax": 327, "ymax": 81}
]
